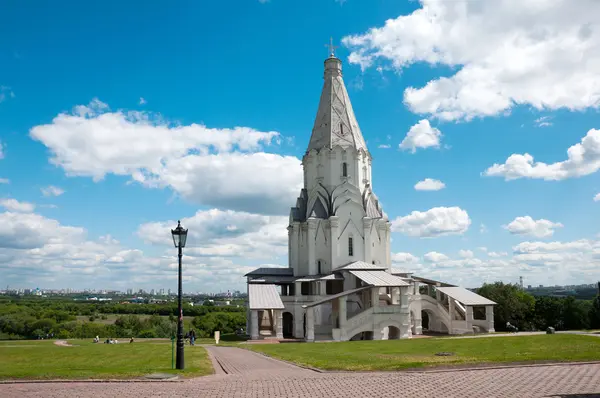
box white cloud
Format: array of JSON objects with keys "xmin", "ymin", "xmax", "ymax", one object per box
[
  {"xmin": 29, "ymin": 99, "xmax": 303, "ymax": 215},
  {"xmin": 0, "ymin": 199, "xmax": 35, "ymax": 213},
  {"xmin": 594, "ymin": 193, "xmax": 600, "ymax": 202},
  {"xmin": 139, "ymin": 97, "xmax": 147, "ymax": 105},
  {"xmin": 391, "ymin": 206, "xmax": 471, "ymax": 238},
  {"xmin": 0, "ymin": 140, "xmax": 4, "ymax": 159},
  {"xmin": 458, "ymin": 249, "xmax": 474, "ymax": 258},
  {"xmin": 479, "ymin": 223, "xmax": 488, "ymax": 234},
  {"xmin": 504, "ymin": 216, "xmax": 563, "ymax": 238},
  {"xmin": 0, "ymin": 178, "xmax": 8, "ymax": 184},
  {"xmin": 391, "ymin": 252, "xmax": 419, "ymax": 263},
  {"xmin": 424, "ymin": 251, "xmax": 449, "ymax": 262},
  {"xmin": 487, "ymin": 251, "xmax": 507, "ymax": 258},
  {"xmin": 41, "ymin": 186, "xmax": 65, "ymax": 197},
  {"xmin": 483, "ymin": 128, "xmax": 600, "ymax": 181},
  {"xmin": 0, "ymin": 210, "xmax": 273, "ymax": 292},
  {"xmin": 399, "ymin": 120, "xmax": 442, "ymax": 153},
  {"xmin": 343, "ymin": 0, "xmax": 600, "ymax": 121},
  {"xmin": 0, "ymin": 86, "xmax": 14, "ymax": 104},
  {"xmin": 378, "ymin": 144, "xmax": 391, "ymax": 149},
  {"xmin": 137, "ymin": 209, "xmax": 288, "ymax": 259},
  {"xmin": 534, "ymin": 116, "xmax": 553, "ymax": 128},
  {"xmin": 414, "ymin": 178, "xmax": 445, "ymax": 191}
]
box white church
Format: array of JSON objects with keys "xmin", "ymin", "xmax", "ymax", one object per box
[{"xmin": 245, "ymin": 48, "xmax": 496, "ymax": 342}]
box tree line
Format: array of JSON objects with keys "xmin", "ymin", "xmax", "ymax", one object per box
[
  {"xmin": 475, "ymin": 282, "xmax": 600, "ymax": 332},
  {"xmin": 0, "ymin": 298, "xmax": 246, "ymax": 340}
]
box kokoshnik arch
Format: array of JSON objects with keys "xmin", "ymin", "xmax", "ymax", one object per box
[{"xmin": 244, "ymin": 47, "xmax": 497, "ymax": 342}]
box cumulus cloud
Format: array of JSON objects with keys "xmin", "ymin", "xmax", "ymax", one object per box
[
  {"xmin": 391, "ymin": 252, "xmax": 419, "ymax": 263},
  {"xmin": 378, "ymin": 144, "xmax": 391, "ymax": 149},
  {"xmin": 414, "ymin": 178, "xmax": 445, "ymax": 191},
  {"xmin": 30, "ymin": 99, "xmax": 303, "ymax": 215},
  {"xmin": 391, "ymin": 206, "xmax": 471, "ymax": 237},
  {"xmin": 41, "ymin": 186, "xmax": 65, "ymax": 197},
  {"xmin": 343, "ymin": 0, "xmax": 600, "ymax": 121},
  {"xmin": 424, "ymin": 251, "xmax": 449, "ymax": 262},
  {"xmin": 458, "ymin": 249, "xmax": 474, "ymax": 258},
  {"xmin": 0, "ymin": 209, "xmax": 276, "ymax": 292},
  {"xmin": 504, "ymin": 216, "xmax": 563, "ymax": 238},
  {"xmin": 594, "ymin": 193, "xmax": 600, "ymax": 202},
  {"xmin": 534, "ymin": 116, "xmax": 553, "ymax": 128},
  {"xmin": 483, "ymin": 128, "xmax": 600, "ymax": 181},
  {"xmin": 399, "ymin": 120, "xmax": 442, "ymax": 153},
  {"xmin": 0, "ymin": 199, "xmax": 35, "ymax": 213},
  {"xmin": 137, "ymin": 209, "xmax": 288, "ymax": 259},
  {"xmin": 139, "ymin": 97, "xmax": 147, "ymax": 105},
  {"xmin": 0, "ymin": 178, "xmax": 8, "ymax": 184}
]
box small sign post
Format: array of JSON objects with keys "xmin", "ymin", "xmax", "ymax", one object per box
[{"xmin": 214, "ymin": 331, "xmax": 220, "ymax": 345}]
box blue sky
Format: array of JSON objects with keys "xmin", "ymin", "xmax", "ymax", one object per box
[{"xmin": 1, "ymin": 0, "xmax": 599, "ymax": 292}]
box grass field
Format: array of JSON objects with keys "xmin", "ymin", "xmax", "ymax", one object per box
[
  {"xmin": 0, "ymin": 339, "xmax": 213, "ymax": 380},
  {"xmin": 247, "ymin": 334, "xmax": 600, "ymax": 371}
]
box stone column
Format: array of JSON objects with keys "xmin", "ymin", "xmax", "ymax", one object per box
[
  {"xmin": 339, "ymin": 296, "xmax": 347, "ymax": 328},
  {"xmin": 276, "ymin": 310, "xmax": 283, "ymax": 339},
  {"xmin": 305, "ymin": 308, "xmax": 315, "ymax": 342},
  {"xmin": 400, "ymin": 287, "xmax": 409, "ymax": 309},
  {"xmin": 307, "ymin": 218, "xmax": 317, "ymax": 275},
  {"xmin": 371, "ymin": 287, "xmax": 379, "ymax": 310},
  {"xmin": 329, "ymin": 216, "xmax": 339, "ymax": 268},
  {"xmin": 448, "ymin": 298, "xmax": 455, "ymax": 334},
  {"xmin": 363, "ymin": 218, "xmax": 372, "ymax": 263},
  {"xmin": 466, "ymin": 305, "xmax": 474, "ymax": 333},
  {"xmin": 391, "ymin": 287, "xmax": 400, "ymax": 305},
  {"xmin": 384, "ymin": 222, "xmax": 391, "ymax": 267},
  {"xmin": 251, "ymin": 310, "xmax": 259, "ymax": 340},
  {"xmin": 486, "ymin": 306, "xmax": 495, "ymax": 332}
]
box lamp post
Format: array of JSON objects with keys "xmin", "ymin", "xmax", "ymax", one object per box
[{"xmin": 171, "ymin": 220, "xmax": 188, "ymax": 370}]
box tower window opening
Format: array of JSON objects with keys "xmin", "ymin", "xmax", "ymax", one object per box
[
  {"xmin": 318, "ymin": 260, "xmax": 322, "ymax": 274},
  {"xmin": 342, "ymin": 162, "xmax": 348, "ymax": 177},
  {"xmin": 348, "ymin": 237, "xmax": 353, "ymax": 256},
  {"xmin": 340, "ymin": 123, "xmax": 344, "ymax": 135},
  {"xmin": 372, "ymin": 261, "xmax": 375, "ymax": 265}
]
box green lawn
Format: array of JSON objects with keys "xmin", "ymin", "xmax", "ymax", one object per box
[
  {"xmin": 247, "ymin": 334, "xmax": 600, "ymax": 371},
  {"xmin": 0, "ymin": 339, "xmax": 213, "ymax": 380}
]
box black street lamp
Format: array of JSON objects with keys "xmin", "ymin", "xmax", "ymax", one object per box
[{"xmin": 171, "ymin": 220, "xmax": 188, "ymax": 370}]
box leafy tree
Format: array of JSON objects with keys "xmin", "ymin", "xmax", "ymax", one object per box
[
  {"xmin": 589, "ymin": 295, "xmax": 600, "ymax": 329},
  {"xmin": 476, "ymin": 282, "xmax": 536, "ymax": 331}
]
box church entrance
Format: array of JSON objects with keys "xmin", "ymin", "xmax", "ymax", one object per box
[{"xmin": 282, "ymin": 312, "xmax": 294, "ymax": 338}]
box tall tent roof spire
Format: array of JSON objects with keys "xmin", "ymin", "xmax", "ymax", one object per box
[{"xmin": 307, "ymin": 40, "xmax": 368, "ymax": 153}]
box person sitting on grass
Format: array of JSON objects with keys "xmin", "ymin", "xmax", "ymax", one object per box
[{"xmin": 130, "ymin": 337, "xmax": 134, "ymax": 343}]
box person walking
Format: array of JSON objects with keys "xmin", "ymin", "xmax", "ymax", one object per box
[{"xmin": 189, "ymin": 329, "xmax": 196, "ymax": 346}]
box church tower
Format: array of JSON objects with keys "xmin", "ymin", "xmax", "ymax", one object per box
[{"xmin": 288, "ymin": 49, "xmax": 391, "ymax": 277}]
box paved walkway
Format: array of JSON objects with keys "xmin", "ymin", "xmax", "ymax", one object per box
[{"xmin": 2, "ymin": 346, "xmax": 600, "ymax": 397}]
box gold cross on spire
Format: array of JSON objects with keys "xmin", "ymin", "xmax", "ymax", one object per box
[{"xmin": 325, "ymin": 37, "xmax": 338, "ymax": 58}]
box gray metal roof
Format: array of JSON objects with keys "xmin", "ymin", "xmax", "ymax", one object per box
[
  {"xmin": 295, "ymin": 273, "xmax": 344, "ymax": 282},
  {"xmin": 412, "ymin": 275, "xmax": 456, "ymax": 287},
  {"xmin": 436, "ymin": 286, "xmax": 496, "ymax": 306},
  {"xmin": 302, "ymin": 286, "xmax": 371, "ymax": 308},
  {"xmin": 249, "ymin": 276, "xmax": 297, "ymax": 284},
  {"xmin": 248, "ymin": 284, "xmax": 286, "ymax": 310},
  {"xmin": 337, "ymin": 261, "xmax": 387, "ymax": 271},
  {"xmin": 349, "ymin": 270, "xmax": 410, "ymax": 287},
  {"xmin": 244, "ymin": 267, "xmax": 294, "ymax": 277}
]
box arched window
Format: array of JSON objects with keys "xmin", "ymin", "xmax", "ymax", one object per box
[
  {"xmin": 317, "ymin": 260, "xmax": 322, "ymax": 274},
  {"xmin": 342, "ymin": 162, "xmax": 348, "ymax": 177},
  {"xmin": 348, "ymin": 236, "xmax": 353, "ymax": 256}
]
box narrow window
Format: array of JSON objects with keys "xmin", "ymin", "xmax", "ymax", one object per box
[
  {"xmin": 372, "ymin": 261, "xmax": 375, "ymax": 265},
  {"xmin": 348, "ymin": 237, "xmax": 353, "ymax": 256},
  {"xmin": 317, "ymin": 260, "xmax": 322, "ymax": 275},
  {"xmin": 340, "ymin": 123, "xmax": 344, "ymax": 135},
  {"xmin": 342, "ymin": 162, "xmax": 348, "ymax": 177}
]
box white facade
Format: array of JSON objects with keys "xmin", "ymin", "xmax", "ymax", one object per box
[{"xmin": 245, "ymin": 52, "xmax": 496, "ymax": 342}]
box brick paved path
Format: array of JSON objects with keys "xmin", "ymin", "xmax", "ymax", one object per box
[{"xmin": 2, "ymin": 346, "xmax": 600, "ymax": 398}]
